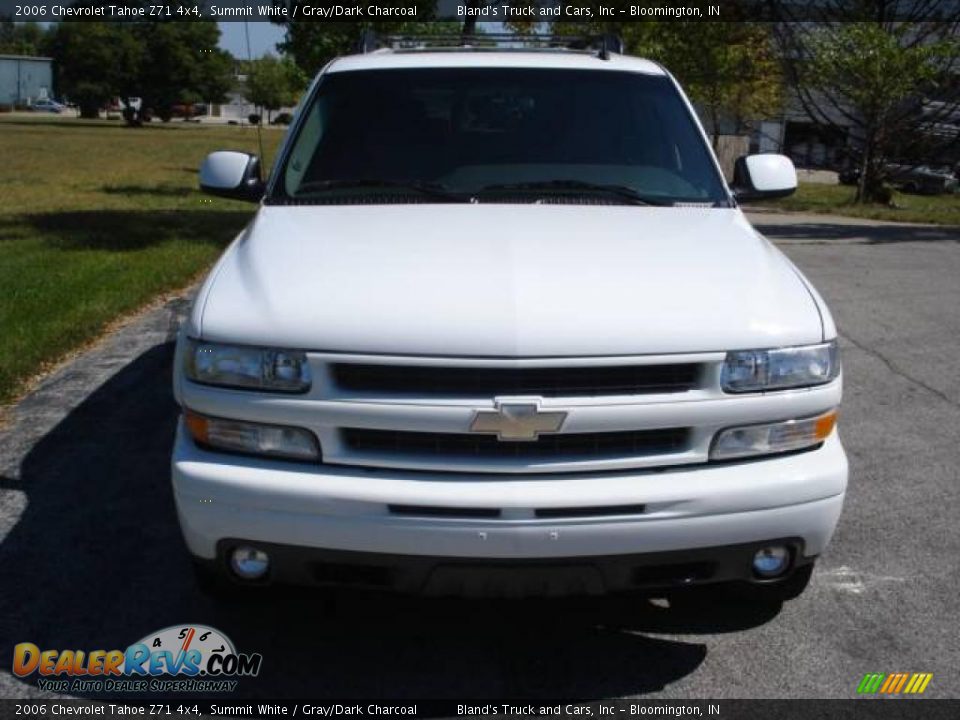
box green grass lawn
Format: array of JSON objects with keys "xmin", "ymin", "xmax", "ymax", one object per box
[
  {"xmin": 0, "ymin": 116, "xmax": 283, "ymax": 405},
  {"xmin": 763, "ymin": 182, "xmax": 960, "ymax": 225}
]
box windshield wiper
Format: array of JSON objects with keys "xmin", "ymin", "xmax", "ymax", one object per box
[
  {"xmin": 475, "ymin": 180, "xmax": 673, "ymax": 206},
  {"xmin": 294, "ymin": 179, "xmax": 471, "ymax": 202}
]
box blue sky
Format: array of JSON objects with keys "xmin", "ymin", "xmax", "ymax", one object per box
[{"xmin": 218, "ymin": 22, "xmax": 287, "ymax": 59}]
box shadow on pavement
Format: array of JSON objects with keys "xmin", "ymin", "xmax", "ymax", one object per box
[
  {"xmin": 753, "ymin": 221, "xmax": 960, "ymax": 244},
  {"xmin": 0, "ymin": 343, "xmax": 781, "ymax": 699}
]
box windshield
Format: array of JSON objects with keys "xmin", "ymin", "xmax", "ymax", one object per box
[{"xmin": 275, "ymin": 67, "xmax": 729, "ymax": 206}]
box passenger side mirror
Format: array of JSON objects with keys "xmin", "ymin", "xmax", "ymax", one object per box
[
  {"xmin": 732, "ymin": 154, "xmax": 797, "ymax": 202},
  {"xmin": 199, "ymin": 151, "xmax": 264, "ymax": 202}
]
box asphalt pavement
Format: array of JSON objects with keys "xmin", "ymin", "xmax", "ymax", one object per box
[{"xmin": 0, "ymin": 211, "xmax": 957, "ymax": 699}]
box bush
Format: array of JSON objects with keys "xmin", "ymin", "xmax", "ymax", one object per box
[{"xmin": 248, "ymin": 113, "xmax": 261, "ymax": 125}]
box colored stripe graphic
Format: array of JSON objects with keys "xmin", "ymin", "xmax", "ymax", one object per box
[
  {"xmin": 858, "ymin": 672, "xmax": 933, "ymax": 694},
  {"xmin": 858, "ymin": 673, "xmax": 885, "ymax": 694},
  {"xmin": 911, "ymin": 673, "xmax": 933, "ymax": 694}
]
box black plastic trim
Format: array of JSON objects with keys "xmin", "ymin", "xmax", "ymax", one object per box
[{"xmin": 202, "ymin": 537, "xmax": 814, "ymax": 596}]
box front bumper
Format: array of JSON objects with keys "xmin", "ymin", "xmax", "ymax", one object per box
[
  {"xmin": 197, "ymin": 539, "xmax": 817, "ymax": 596},
  {"xmin": 172, "ymin": 419, "xmax": 847, "ymax": 589}
]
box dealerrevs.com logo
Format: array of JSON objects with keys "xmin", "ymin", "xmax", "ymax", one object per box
[{"xmin": 12, "ymin": 624, "xmax": 262, "ymax": 693}]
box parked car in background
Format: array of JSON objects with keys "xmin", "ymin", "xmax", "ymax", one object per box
[
  {"xmin": 890, "ymin": 165, "xmax": 958, "ymax": 195},
  {"xmin": 171, "ymin": 103, "xmax": 199, "ymax": 119},
  {"xmin": 271, "ymin": 112, "xmax": 294, "ymax": 125},
  {"xmin": 840, "ymin": 161, "xmax": 958, "ymax": 194},
  {"xmin": 30, "ymin": 99, "xmax": 64, "ymax": 114}
]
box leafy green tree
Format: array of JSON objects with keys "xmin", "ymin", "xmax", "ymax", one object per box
[
  {"xmin": 773, "ymin": 1, "xmax": 960, "ymax": 203},
  {"xmin": 46, "ymin": 4, "xmax": 232, "ymax": 124},
  {"xmin": 656, "ymin": 23, "xmax": 782, "ymax": 149},
  {"xmin": 798, "ymin": 23, "xmax": 960, "ymax": 202},
  {"xmin": 270, "ymin": 0, "xmax": 443, "ymax": 76},
  {"xmin": 48, "ymin": 22, "xmax": 143, "ymax": 118},
  {"xmin": 245, "ymin": 55, "xmax": 307, "ymax": 122},
  {"xmin": 0, "ymin": 19, "xmax": 50, "ymax": 56},
  {"xmin": 130, "ymin": 20, "xmax": 233, "ymax": 122},
  {"xmin": 553, "ymin": 11, "xmax": 783, "ymax": 149},
  {"xmin": 195, "ymin": 46, "xmax": 236, "ymax": 111}
]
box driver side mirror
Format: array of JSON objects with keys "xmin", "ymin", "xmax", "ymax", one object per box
[
  {"xmin": 732, "ymin": 154, "xmax": 797, "ymax": 202},
  {"xmin": 199, "ymin": 151, "xmax": 264, "ymax": 202}
]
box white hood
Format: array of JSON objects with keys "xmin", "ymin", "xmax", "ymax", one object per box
[{"xmin": 194, "ymin": 205, "xmax": 823, "ymax": 356}]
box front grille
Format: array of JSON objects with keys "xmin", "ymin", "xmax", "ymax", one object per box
[
  {"xmin": 341, "ymin": 427, "xmax": 689, "ymax": 460},
  {"xmin": 331, "ymin": 363, "xmax": 702, "ymax": 397}
]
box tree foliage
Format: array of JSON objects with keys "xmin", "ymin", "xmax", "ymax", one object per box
[
  {"xmin": 132, "ymin": 20, "xmax": 234, "ymax": 121},
  {"xmin": 0, "ymin": 19, "xmax": 50, "ymax": 56},
  {"xmin": 47, "ymin": 11, "xmax": 234, "ymax": 123},
  {"xmin": 775, "ymin": 1, "xmax": 960, "ymax": 202},
  {"xmin": 553, "ymin": 14, "xmax": 783, "ymax": 148},
  {"xmin": 48, "ymin": 22, "xmax": 143, "ymax": 118},
  {"xmin": 245, "ymin": 55, "xmax": 307, "ymax": 121},
  {"xmin": 271, "ymin": 0, "xmax": 443, "ymax": 76},
  {"xmin": 649, "ymin": 22, "xmax": 782, "ymax": 147}
]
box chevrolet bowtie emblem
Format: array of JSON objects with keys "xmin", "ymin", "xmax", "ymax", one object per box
[{"xmin": 470, "ymin": 400, "xmax": 567, "ymax": 442}]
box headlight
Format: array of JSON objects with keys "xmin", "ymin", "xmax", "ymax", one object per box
[
  {"xmin": 184, "ymin": 339, "xmax": 311, "ymax": 393},
  {"xmin": 721, "ymin": 341, "xmax": 839, "ymax": 393},
  {"xmin": 710, "ymin": 409, "xmax": 838, "ymax": 461},
  {"xmin": 184, "ymin": 410, "xmax": 320, "ymax": 462}
]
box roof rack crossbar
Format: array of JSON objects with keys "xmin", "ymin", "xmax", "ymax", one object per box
[{"xmin": 356, "ymin": 32, "xmax": 624, "ymax": 60}]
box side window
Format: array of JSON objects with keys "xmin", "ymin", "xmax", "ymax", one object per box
[{"xmin": 284, "ymin": 98, "xmax": 326, "ymax": 195}]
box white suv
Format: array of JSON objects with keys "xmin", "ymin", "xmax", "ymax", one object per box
[{"xmin": 174, "ymin": 35, "xmax": 846, "ymax": 602}]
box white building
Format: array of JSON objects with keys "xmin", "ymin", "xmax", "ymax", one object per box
[{"xmin": 0, "ymin": 54, "xmax": 54, "ymax": 107}]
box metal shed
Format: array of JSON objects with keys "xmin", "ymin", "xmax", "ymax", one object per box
[{"xmin": 0, "ymin": 54, "xmax": 54, "ymax": 106}]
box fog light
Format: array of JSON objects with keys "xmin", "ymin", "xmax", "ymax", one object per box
[
  {"xmin": 230, "ymin": 546, "xmax": 270, "ymax": 580},
  {"xmin": 752, "ymin": 545, "xmax": 790, "ymax": 578}
]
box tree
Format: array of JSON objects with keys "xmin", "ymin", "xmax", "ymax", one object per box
[
  {"xmin": 48, "ymin": 22, "xmax": 143, "ymax": 118},
  {"xmin": 776, "ymin": 8, "xmax": 960, "ymax": 203},
  {"xmin": 129, "ymin": 20, "xmax": 233, "ymax": 123},
  {"xmin": 270, "ymin": 1, "xmax": 450, "ymax": 76},
  {"xmin": 808, "ymin": 24, "xmax": 958, "ymax": 202},
  {"xmin": 652, "ymin": 22, "xmax": 782, "ymax": 149},
  {"xmin": 553, "ymin": 11, "xmax": 783, "ymax": 149},
  {"xmin": 245, "ymin": 55, "xmax": 307, "ymax": 122},
  {"xmin": 0, "ymin": 19, "xmax": 50, "ymax": 56},
  {"xmin": 46, "ymin": 5, "xmax": 233, "ymax": 124}
]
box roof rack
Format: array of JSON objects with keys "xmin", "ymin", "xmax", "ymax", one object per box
[{"xmin": 356, "ymin": 32, "xmax": 624, "ymax": 60}]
